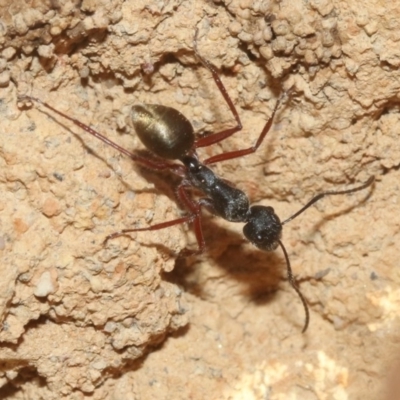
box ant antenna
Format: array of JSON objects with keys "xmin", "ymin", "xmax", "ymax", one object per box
[
  {"xmin": 282, "ymin": 176, "xmax": 374, "ymax": 225},
  {"xmin": 278, "ymin": 176, "xmax": 374, "ymax": 331},
  {"xmin": 278, "ymin": 240, "xmax": 310, "ymax": 333}
]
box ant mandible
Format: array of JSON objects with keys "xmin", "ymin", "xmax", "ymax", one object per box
[{"xmin": 20, "ymin": 30, "xmax": 374, "ymax": 332}]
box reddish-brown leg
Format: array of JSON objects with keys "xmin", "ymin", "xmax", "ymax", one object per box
[
  {"xmin": 203, "ymin": 94, "xmax": 283, "ymax": 165},
  {"xmin": 105, "ymin": 184, "xmax": 207, "ymax": 255},
  {"xmin": 192, "ymin": 31, "xmax": 284, "ymax": 166},
  {"xmin": 21, "ymin": 96, "xmax": 186, "ymax": 176},
  {"xmin": 193, "ymin": 31, "xmax": 243, "ymax": 149}
]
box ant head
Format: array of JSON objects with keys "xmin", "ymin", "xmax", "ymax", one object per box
[{"xmin": 243, "ymin": 205, "xmax": 282, "ymax": 251}]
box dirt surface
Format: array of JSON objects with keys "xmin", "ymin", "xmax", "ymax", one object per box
[{"xmin": 0, "ymin": 0, "xmax": 399, "ymax": 399}]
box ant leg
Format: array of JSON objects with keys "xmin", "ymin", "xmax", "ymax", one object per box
[
  {"xmin": 175, "ymin": 183, "xmax": 206, "ymax": 256},
  {"xmin": 104, "ymin": 214, "xmax": 197, "ymax": 242},
  {"xmin": 281, "ymin": 176, "xmax": 375, "ymax": 225},
  {"xmin": 20, "ymin": 96, "xmax": 185, "ymax": 176},
  {"xmin": 193, "ymin": 30, "xmax": 290, "ymax": 165},
  {"xmin": 278, "ymin": 240, "xmax": 310, "ymax": 333},
  {"xmin": 105, "ymin": 184, "xmax": 209, "ymax": 256},
  {"xmin": 193, "ymin": 30, "xmax": 243, "ymax": 149},
  {"xmin": 203, "ymin": 94, "xmax": 283, "ymax": 165}
]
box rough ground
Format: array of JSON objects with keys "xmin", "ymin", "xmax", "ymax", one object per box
[{"xmin": 0, "ymin": 0, "xmax": 399, "ymax": 399}]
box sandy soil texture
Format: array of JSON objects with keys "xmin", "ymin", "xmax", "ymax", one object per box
[{"xmin": 0, "ymin": 0, "xmax": 399, "ymax": 399}]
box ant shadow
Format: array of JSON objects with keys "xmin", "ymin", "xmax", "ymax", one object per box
[
  {"xmin": 164, "ymin": 215, "xmax": 285, "ymax": 307},
  {"xmin": 163, "ymin": 183, "xmax": 373, "ymax": 312}
]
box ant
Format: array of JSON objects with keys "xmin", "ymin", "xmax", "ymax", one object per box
[{"xmin": 19, "ymin": 30, "xmax": 374, "ymax": 332}]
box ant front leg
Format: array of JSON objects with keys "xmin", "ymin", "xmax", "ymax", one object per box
[{"xmin": 105, "ymin": 184, "xmax": 209, "ymax": 257}]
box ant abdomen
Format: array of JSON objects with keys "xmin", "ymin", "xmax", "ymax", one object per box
[{"xmin": 129, "ymin": 104, "xmax": 195, "ymax": 159}]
